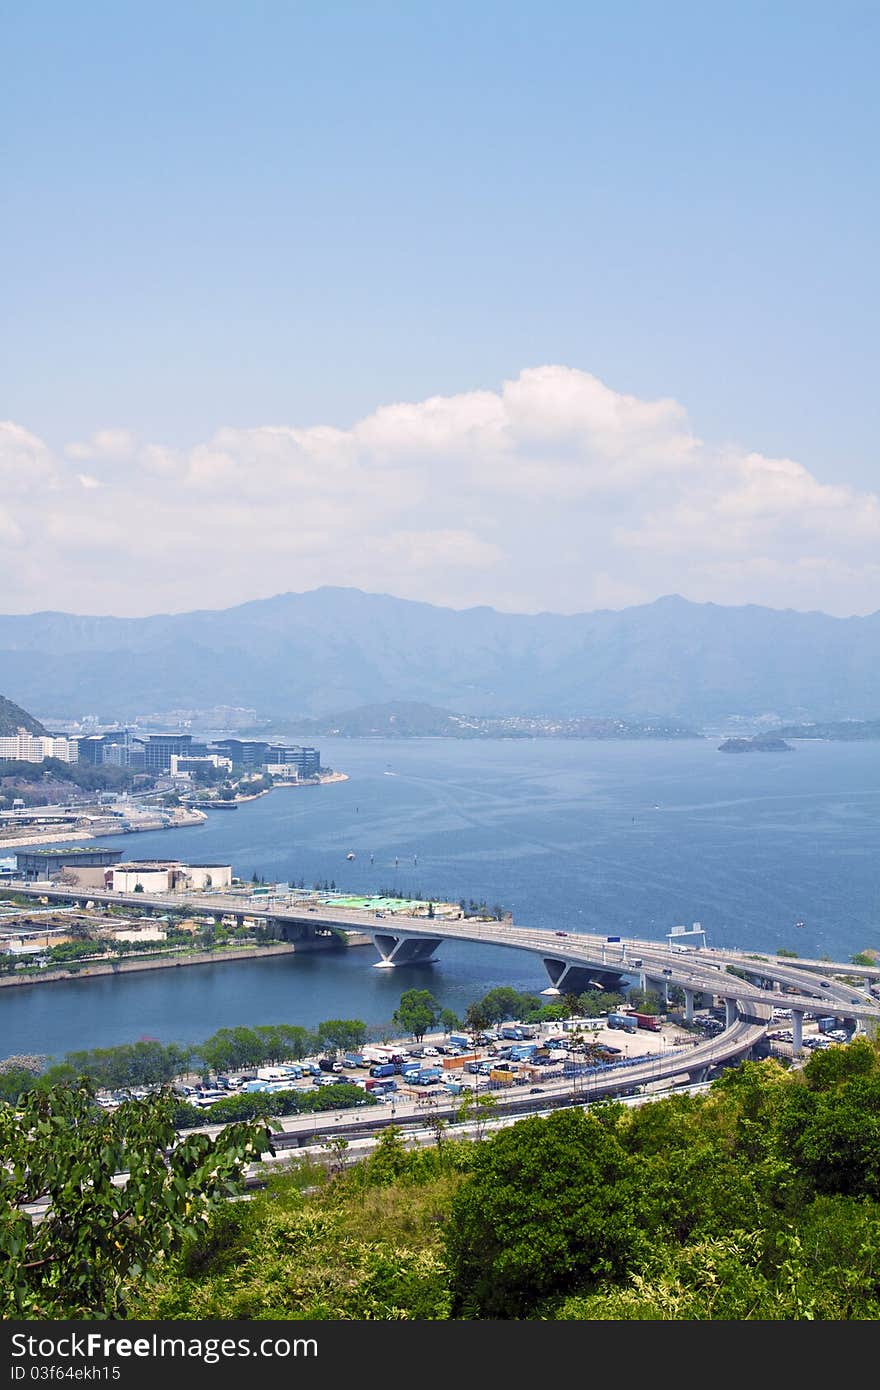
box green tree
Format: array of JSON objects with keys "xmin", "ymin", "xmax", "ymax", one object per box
[
  {"xmin": 275, "ymin": 1023, "xmax": 314, "ymax": 1061},
  {"xmin": 439, "ymin": 1008, "xmax": 460, "ymax": 1035},
  {"xmin": 478, "ymin": 987, "xmax": 528, "ymax": 1025},
  {"xmin": 454, "ymin": 1089, "xmax": 497, "ymax": 1142},
  {"xmin": 625, "ymin": 988, "xmax": 662, "ymax": 1015},
  {"xmin": 393, "ymin": 989, "xmax": 441, "ymax": 1042},
  {"xmin": 321, "ymin": 1134, "xmax": 351, "ymax": 1175},
  {"xmin": 463, "ymin": 1001, "xmax": 491, "ymax": 1034},
  {"xmin": 196, "ymin": 1026, "xmax": 266, "ymax": 1075},
  {"xmin": 578, "ymin": 990, "xmax": 626, "ymax": 1018},
  {"xmin": 445, "ymin": 1108, "xmax": 645, "ymax": 1317},
  {"xmin": 0, "ymin": 1066, "xmax": 41, "ymax": 1103},
  {"xmin": 0, "ymin": 1083, "xmax": 271, "ymax": 1318},
  {"xmin": 778, "ymin": 1069, "xmax": 880, "ymax": 1198},
  {"xmin": 317, "ymin": 1019, "xmax": 367, "ymax": 1056}
]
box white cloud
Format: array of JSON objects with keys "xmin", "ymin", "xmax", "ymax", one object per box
[
  {"xmin": 65, "ymin": 429, "xmax": 137, "ymax": 462},
  {"xmin": 2, "ymin": 366, "xmax": 879, "ymax": 617},
  {"xmin": 0, "ymin": 421, "xmax": 59, "ymax": 491}
]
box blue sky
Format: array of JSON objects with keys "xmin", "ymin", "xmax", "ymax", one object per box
[{"xmin": 2, "ymin": 2, "xmax": 878, "ymax": 616}]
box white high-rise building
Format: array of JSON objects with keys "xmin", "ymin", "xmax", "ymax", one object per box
[{"xmin": 0, "ymin": 729, "xmax": 79, "ymax": 763}]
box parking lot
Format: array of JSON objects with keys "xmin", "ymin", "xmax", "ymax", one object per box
[{"xmin": 95, "ymin": 1009, "xmax": 818, "ymax": 1115}]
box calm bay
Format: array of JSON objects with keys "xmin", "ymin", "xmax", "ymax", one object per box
[{"xmin": 2, "ymin": 735, "xmax": 878, "ymax": 1061}]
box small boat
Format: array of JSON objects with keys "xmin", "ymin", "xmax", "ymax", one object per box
[
  {"xmin": 795, "ymin": 919, "xmax": 805, "ymax": 929},
  {"xmin": 346, "ymin": 851, "xmax": 356, "ymax": 861}
]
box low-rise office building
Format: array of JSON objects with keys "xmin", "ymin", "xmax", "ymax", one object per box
[{"xmin": 14, "ymin": 847, "xmax": 124, "ymax": 881}]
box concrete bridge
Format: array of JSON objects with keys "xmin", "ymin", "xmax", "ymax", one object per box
[{"xmin": 12, "ymin": 882, "xmax": 880, "ymax": 1063}]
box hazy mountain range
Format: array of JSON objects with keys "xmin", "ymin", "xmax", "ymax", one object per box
[{"xmin": 0, "ymin": 587, "xmax": 878, "ymax": 726}]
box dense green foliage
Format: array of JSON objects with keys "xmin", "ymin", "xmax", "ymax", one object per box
[
  {"xmin": 65, "ymin": 1040, "xmax": 193, "ymax": 1089},
  {"xmin": 196, "ymin": 1024, "xmax": 315, "ymax": 1073},
  {"xmin": 316, "ymin": 1019, "xmax": 368, "ymax": 1054},
  {"xmin": 463, "ymin": 985, "xmax": 626, "ymax": 1033},
  {"xmin": 0, "ymin": 1019, "xmax": 372, "ymax": 1100},
  {"xmin": 4, "ymin": 1009, "xmax": 880, "ymax": 1321},
  {"xmin": 0, "ymin": 756, "xmax": 146, "ymax": 796},
  {"xmin": 173, "ymin": 1083, "xmax": 376, "ymax": 1129},
  {"xmin": 0, "ymin": 1084, "xmax": 270, "ymax": 1318},
  {"xmin": 130, "ymin": 1040, "xmax": 880, "ymax": 1321}
]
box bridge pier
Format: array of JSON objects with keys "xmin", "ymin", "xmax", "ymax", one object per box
[
  {"xmin": 683, "ymin": 988, "xmax": 695, "ymax": 1022},
  {"xmin": 791, "ymin": 1008, "xmax": 805, "ymax": 1054},
  {"xmin": 541, "ymin": 959, "xmax": 624, "ymax": 996},
  {"xmin": 276, "ymin": 920, "xmax": 342, "ymax": 951},
  {"xmin": 371, "ymin": 933, "xmax": 443, "ymax": 968},
  {"xmin": 725, "ymin": 998, "xmax": 738, "ymax": 1029}
]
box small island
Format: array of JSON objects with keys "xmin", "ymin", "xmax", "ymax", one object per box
[{"xmin": 718, "ymin": 735, "xmax": 794, "ymax": 753}]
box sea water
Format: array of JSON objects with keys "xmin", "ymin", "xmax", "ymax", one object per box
[{"xmin": 2, "ymin": 736, "xmax": 877, "ymax": 1060}]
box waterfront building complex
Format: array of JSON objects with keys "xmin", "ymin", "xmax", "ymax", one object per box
[
  {"xmin": 0, "ymin": 732, "xmax": 79, "ymax": 763},
  {"xmin": 11, "ymin": 846, "xmax": 231, "ymax": 892},
  {"xmin": 1, "ymin": 726, "xmax": 321, "ymax": 777}
]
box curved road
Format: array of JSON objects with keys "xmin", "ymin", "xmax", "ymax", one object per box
[{"xmin": 18, "ymin": 881, "xmax": 877, "ymax": 1068}]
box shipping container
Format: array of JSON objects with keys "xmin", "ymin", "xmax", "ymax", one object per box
[
  {"xmin": 442, "ymin": 1053, "xmax": 478, "ymax": 1070},
  {"xmin": 628, "ymin": 1012, "xmax": 662, "ymax": 1032},
  {"xmin": 607, "ymin": 1012, "xmax": 638, "ymax": 1033}
]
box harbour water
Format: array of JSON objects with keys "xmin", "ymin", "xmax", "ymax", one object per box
[{"xmin": 2, "ymin": 736, "xmax": 878, "ymax": 1060}]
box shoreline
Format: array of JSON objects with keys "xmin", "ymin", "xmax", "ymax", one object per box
[
  {"xmin": 0, "ymin": 771, "xmax": 348, "ymax": 851},
  {"xmin": 0, "ymin": 941, "xmax": 302, "ymax": 989},
  {"xmin": 229, "ymin": 771, "xmax": 347, "ymax": 804},
  {"xmin": 0, "ymin": 809, "xmax": 208, "ymax": 853}
]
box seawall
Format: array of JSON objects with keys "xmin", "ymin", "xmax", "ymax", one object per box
[
  {"xmin": 0, "ymin": 941, "xmax": 300, "ymax": 989},
  {"xmin": 0, "ymin": 810, "xmax": 207, "ymax": 852}
]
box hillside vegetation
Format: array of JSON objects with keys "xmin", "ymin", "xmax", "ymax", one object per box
[
  {"xmin": 0, "ymin": 693, "xmax": 46, "ymax": 737},
  {"xmin": 141, "ymin": 1039, "xmax": 880, "ymax": 1321},
  {"xmin": 6, "ymin": 1040, "xmax": 875, "ymax": 1320}
]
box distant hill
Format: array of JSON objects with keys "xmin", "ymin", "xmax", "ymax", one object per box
[
  {"xmin": 0, "ymin": 693, "xmax": 47, "ymax": 737},
  {"xmin": 259, "ymin": 700, "xmax": 701, "ymax": 740},
  {"xmin": 1, "ymin": 587, "xmax": 879, "ymax": 725},
  {"xmin": 776, "ymin": 720, "xmax": 880, "ymax": 740}
]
